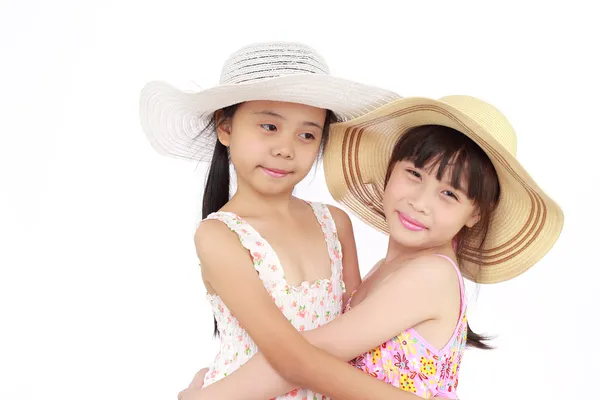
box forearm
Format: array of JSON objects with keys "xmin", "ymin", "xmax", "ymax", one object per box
[
  {"xmin": 183, "ymin": 345, "xmax": 423, "ymax": 400},
  {"xmin": 191, "ymin": 330, "xmax": 365, "ymax": 400},
  {"xmin": 194, "ymin": 354, "xmax": 297, "ymax": 400},
  {"xmin": 287, "ymin": 345, "xmax": 424, "ymax": 400},
  {"xmin": 190, "ymin": 328, "xmax": 413, "ymax": 400}
]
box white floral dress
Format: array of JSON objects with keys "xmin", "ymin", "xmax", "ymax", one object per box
[{"xmin": 202, "ymin": 202, "xmax": 345, "ymax": 400}]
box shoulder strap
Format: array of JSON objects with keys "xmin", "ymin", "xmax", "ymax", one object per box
[
  {"xmin": 203, "ymin": 212, "xmax": 283, "ymax": 283},
  {"xmin": 434, "ymin": 254, "xmax": 466, "ymax": 314},
  {"xmin": 309, "ymin": 202, "xmax": 337, "ymax": 236},
  {"xmin": 310, "ymin": 202, "xmax": 344, "ymax": 283}
]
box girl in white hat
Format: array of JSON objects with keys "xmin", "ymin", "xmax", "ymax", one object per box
[
  {"xmin": 140, "ymin": 42, "xmax": 427, "ymax": 400},
  {"xmin": 182, "ymin": 96, "xmax": 563, "ymax": 399}
]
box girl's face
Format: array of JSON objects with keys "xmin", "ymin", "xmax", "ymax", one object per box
[
  {"xmin": 217, "ymin": 100, "xmax": 327, "ymax": 196},
  {"xmin": 383, "ymin": 159, "xmax": 481, "ymax": 250}
]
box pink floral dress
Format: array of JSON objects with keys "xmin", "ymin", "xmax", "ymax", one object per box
[
  {"xmin": 202, "ymin": 202, "xmax": 345, "ymax": 400},
  {"xmin": 346, "ymin": 255, "xmax": 468, "ymax": 399}
]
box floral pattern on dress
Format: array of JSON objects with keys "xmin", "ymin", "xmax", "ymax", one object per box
[
  {"xmin": 202, "ymin": 202, "xmax": 345, "ymax": 400},
  {"xmin": 346, "ymin": 255, "xmax": 468, "ymax": 399}
]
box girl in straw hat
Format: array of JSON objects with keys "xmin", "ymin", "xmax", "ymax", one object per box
[
  {"xmin": 139, "ymin": 41, "xmax": 432, "ymax": 400},
  {"xmin": 183, "ymin": 96, "xmax": 563, "ymax": 399}
]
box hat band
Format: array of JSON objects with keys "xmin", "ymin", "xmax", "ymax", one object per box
[{"xmin": 220, "ymin": 53, "xmax": 329, "ymax": 85}]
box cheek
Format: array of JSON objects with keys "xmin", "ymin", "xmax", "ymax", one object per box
[
  {"xmin": 384, "ymin": 175, "xmax": 408, "ymax": 202},
  {"xmin": 382, "ymin": 190, "xmax": 392, "ymax": 212},
  {"xmin": 247, "ymin": 141, "xmax": 267, "ymax": 156},
  {"xmin": 382, "ymin": 182, "xmax": 395, "ymax": 208},
  {"xmin": 229, "ymin": 143, "xmax": 259, "ymax": 171},
  {"xmin": 435, "ymin": 205, "xmax": 472, "ymax": 231},
  {"xmin": 230, "ymin": 133, "xmax": 265, "ymax": 157},
  {"xmin": 295, "ymin": 144, "xmax": 320, "ymax": 167},
  {"xmin": 382, "ymin": 185, "xmax": 404, "ymax": 215}
]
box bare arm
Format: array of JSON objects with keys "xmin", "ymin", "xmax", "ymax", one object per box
[
  {"xmin": 183, "ymin": 252, "xmax": 457, "ymax": 400},
  {"xmin": 327, "ymin": 205, "xmax": 362, "ymax": 304}
]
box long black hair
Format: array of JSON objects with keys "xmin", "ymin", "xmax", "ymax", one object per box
[
  {"xmin": 201, "ymin": 105, "xmax": 238, "ymax": 222},
  {"xmin": 198, "ymin": 104, "xmax": 238, "ymax": 337},
  {"xmin": 384, "ymin": 125, "xmax": 500, "ymax": 350},
  {"xmin": 201, "ymin": 103, "xmax": 336, "ymax": 336}
]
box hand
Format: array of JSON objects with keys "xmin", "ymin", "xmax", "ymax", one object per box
[
  {"xmin": 177, "ymin": 368, "xmax": 208, "ymax": 400},
  {"xmin": 178, "ymin": 387, "xmax": 202, "ymax": 400},
  {"xmin": 188, "ymin": 367, "xmax": 209, "ymax": 389}
]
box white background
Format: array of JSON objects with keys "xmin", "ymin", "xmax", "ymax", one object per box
[{"xmin": 1, "ymin": 1, "xmax": 598, "ymax": 399}]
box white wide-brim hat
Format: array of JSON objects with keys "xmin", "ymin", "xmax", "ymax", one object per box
[{"xmin": 139, "ymin": 42, "xmax": 401, "ymax": 161}]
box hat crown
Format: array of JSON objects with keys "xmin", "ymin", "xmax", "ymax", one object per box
[
  {"xmin": 440, "ymin": 95, "xmax": 518, "ymax": 156},
  {"xmin": 219, "ymin": 42, "xmax": 330, "ymax": 85}
]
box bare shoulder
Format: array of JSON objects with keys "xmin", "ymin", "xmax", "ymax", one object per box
[
  {"xmin": 325, "ymin": 204, "xmax": 353, "ymax": 232},
  {"xmin": 388, "ymin": 254, "xmax": 460, "ymax": 288},
  {"xmin": 194, "ymin": 219, "xmax": 243, "ymax": 267},
  {"xmin": 194, "ymin": 219, "xmax": 234, "ymax": 249}
]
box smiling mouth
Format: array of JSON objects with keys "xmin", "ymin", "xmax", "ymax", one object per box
[
  {"xmin": 397, "ymin": 212, "xmax": 428, "ymax": 231},
  {"xmin": 261, "ymin": 167, "xmax": 291, "ymax": 178}
]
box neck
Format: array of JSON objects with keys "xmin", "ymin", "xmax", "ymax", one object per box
[{"xmin": 226, "ymin": 179, "xmax": 297, "ymax": 217}]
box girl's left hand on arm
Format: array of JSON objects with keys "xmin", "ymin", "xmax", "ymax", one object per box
[
  {"xmin": 188, "ymin": 368, "xmax": 208, "ymax": 389},
  {"xmin": 178, "ymin": 387, "xmax": 202, "ymax": 400},
  {"xmin": 177, "ymin": 368, "xmax": 208, "ymax": 400}
]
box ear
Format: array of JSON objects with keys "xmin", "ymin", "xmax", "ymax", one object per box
[
  {"xmin": 465, "ymin": 210, "xmax": 481, "ymax": 228},
  {"xmin": 215, "ymin": 110, "xmax": 232, "ymax": 147}
]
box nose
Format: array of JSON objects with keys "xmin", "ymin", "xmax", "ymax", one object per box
[
  {"xmin": 407, "ymin": 186, "xmax": 430, "ymax": 215},
  {"xmin": 271, "ymin": 133, "xmax": 295, "ymax": 160}
]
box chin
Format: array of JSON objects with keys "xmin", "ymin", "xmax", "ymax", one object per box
[
  {"xmin": 388, "ymin": 228, "xmax": 426, "ymax": 248},
  {"xmin": 256, "ymin": 181, "xmax": 298, "ymax": 196},
  {"xmin": 391, "ymin": 237, "xmax": 427, "ymax": 249}
]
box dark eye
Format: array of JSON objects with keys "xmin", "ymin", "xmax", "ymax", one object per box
[
  {"xmin": 406, "ymin": 169, "xmax": 421, "ymax": 178},
  {"xmin": 442, "ymin": 190, "xmax": 459, "ymax": 200},
  {"xmin": 299, "ymin": 132, "xmax": 316, "ymax": 140},
  {"xmin": 260, "ymin": 124, "xmax": 277, "ymax": 132}
]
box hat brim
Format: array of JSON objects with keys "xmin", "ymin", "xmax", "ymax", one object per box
[
  {"xmin": 323, "ymin": 97, "xmax": 564, "ymax": 284},
  {"xmin": 139, "ymin": 75, "xmax": 400, "ymax": 161}
]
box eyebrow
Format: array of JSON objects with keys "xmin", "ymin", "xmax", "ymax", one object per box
[{"xmin": 253, "ymin": 110, "xmax": 323, "ymax": 130}]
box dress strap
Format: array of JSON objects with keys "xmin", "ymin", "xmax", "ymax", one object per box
[
  {"xmin": 308, "ymin": 202, "xmax": 344, "ymax": 285},
  {"xmin": 202, "ymin": 212, "xmax": 284, "ymax": 283},
  {"xmin": 434, "ymin": 254, "xmax": 466, "ymax": 313}
]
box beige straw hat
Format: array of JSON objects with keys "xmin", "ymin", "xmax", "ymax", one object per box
[
  {"xmin": 323, "ymin": 95, "xmax": 563, "ymax": 283},
  {"xmin": 139, "ymin": 42, "xmax": 400, "ymax": 162}
]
